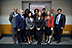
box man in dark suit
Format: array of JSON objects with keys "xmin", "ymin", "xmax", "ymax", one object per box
[
  {"xmin": 42, "ymin": 8, "xmax": 46, "ymax": 18},
  {"xmin": 16, "ymin": 10, "xmax": 25, "ymax": 45},
  {"xmin": 9, "ymin": 8, "xmax": 18, "ymax": 44},
  {"xmin": 54, "ymin": 8, "xmax": 66, "ymax": 43}
]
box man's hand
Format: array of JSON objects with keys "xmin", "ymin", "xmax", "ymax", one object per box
[
  {"xmin": 18, "ymin": 29, "xmax": 20, "ymax": 31},
  {"xmin": 37, "ymin": 28, "xmax": 40, "ymax": 31},
  {"xmin": 51, "ymin": 27, "xmax": 53, "ymax": 31},
  {"xmin": 61, "ymin": 27, "xmax": 63, "ymax": 29}
]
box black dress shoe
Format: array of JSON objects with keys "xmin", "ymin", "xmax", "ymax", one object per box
[
  {"xmin": 28, "ymin": 42, "xmax": 31, "ymax": 45},
  {"xmin": 37, "ymin": 42, "xmax": 41, "ymax": 45}
]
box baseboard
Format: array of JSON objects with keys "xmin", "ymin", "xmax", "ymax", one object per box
[{"xmin": 2, "ymin": 34, "xmax": 71, "ymax": 37}]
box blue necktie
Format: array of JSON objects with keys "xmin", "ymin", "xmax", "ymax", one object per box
[{"xmin": 56, "ymin": 15, "xmax": 59, "ymax": 24}]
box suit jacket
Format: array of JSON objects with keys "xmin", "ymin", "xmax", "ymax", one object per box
[
  {"xmin": 26, "ymin": 17, "xmax": 35, "ymax": 30},
  {"xmin": 16, "ymin": 14, "xmax": 25, "ymax": 30},
  {"xmin": 42, "ymin": 13, "xmax": 46, "ymax": 18},
  {"xmin": 35, "ymin": 17, "xmax": 44, "ymax": 29},
  {"xmin": 44, "ymin": 16, "xmax": 54, "ymax": 28},
  {"xmin": 54, "ymin": 14, "xmax": 66, "ymax": 28},
  {"xmin": 9, "ymin": 12, "xmax": 18, "ymax": 28}
]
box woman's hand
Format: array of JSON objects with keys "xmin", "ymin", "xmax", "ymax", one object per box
[
  {"xmin": 51, "ymin": 27, "xmax": 53, "ymax": 31},
  {"xmin": 37, "ymin": 28, "xmax": 40, "ymax": 31}
]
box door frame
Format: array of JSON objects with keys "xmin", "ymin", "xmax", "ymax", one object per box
[{"xmin": 22, "ymin": 1, "xmax": 52, "ymax": 10}]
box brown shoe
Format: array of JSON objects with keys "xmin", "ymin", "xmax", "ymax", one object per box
[{"xmin": 13, "ymin": 41, "xmax": 16, "ymax": 44}]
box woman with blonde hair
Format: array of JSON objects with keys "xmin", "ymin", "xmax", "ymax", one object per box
[
  {"xmin": 35, "ymin": 12, "xmax": 44, "ymax": 45},
  {"xmin": 44, "ymin": 11, "xmax": 54, "ymax": 44}
]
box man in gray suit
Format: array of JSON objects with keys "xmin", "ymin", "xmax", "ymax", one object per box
[{"xmin": 9, "ymin": 8, "xmax": 18, "ymax": 44}]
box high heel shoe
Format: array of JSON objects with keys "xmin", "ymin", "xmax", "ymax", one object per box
[
  {"xmin": 45, "ymin": 40, "xmax": 48, "ymax": 43},
  {"xmin": 47, "ymin": 41, "xmax": 51, "ymax": 45},
  {"xmin": 28, "ymin": 41, "xmax": 31, "ymax": 45}
]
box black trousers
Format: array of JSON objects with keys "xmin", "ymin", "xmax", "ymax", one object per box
[
  {"xmin": 17, "ymin": 29, "xmax": 25, "ymax": 43},
  {"xmin": 54, "ymin": 25, "xmax": 63, "ymax": 41}
]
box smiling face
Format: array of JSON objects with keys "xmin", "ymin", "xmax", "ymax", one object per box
[
  {"xmin": 47, "ymin": 11, "xmax": 50, "ymax": 16},
  {"xmin": 57, "ymin": 10, "xmax": 61, "ymax": 14},
  {"xmin": 50, "ymin": 9, "xmax": 54, "ymax": 14},
  {"xmin": 38, "ymin": 12, "xmax": 42, "ymax": 17},
  {"xmin": 28, "ymin": 13, "xmax": 32, "ymax": 17},
  {"xmin": 42, "ymin": 9, "xmax": 46, "ymax": 13},
  {"xmin": 20, "ymin": 10, "xmax": 24, "ymax": 15},
  {"xmin": 35, "ymin": 10, "xmax": 38, "ymax": 14},
  {"xmin": 14, "ymin": 8, "xmax": 18, "ymax": 12}
]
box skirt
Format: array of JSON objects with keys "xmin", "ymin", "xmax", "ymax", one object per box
[
  {"xmin": 26, "ymin": 29, "xmax": 32, "ymax": 36},
  {"xmin": 45, "ymin": 26, "xmax": 52, "ymax": 36},
  {"xmin": 36, "ymin": 29, "xmax": 43, "ymax": 36}
]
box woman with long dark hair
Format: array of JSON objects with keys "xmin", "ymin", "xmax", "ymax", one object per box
[{"xmin": 26, "ymin": 12, "xmax": 35, "ymax": 44}]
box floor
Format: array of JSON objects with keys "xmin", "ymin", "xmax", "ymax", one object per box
[{"xmin": 0, "ymin": 37, "xmax": 72, "ymax": 45}]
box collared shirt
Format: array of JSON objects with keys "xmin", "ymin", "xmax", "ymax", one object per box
[
  {"xmin": 45, "ymin": 16, "xmax": 49, "ymax": 26},
  {"xmin": 21, "ymin": 15, "xmax": 24, "ymax": 20},
  {"xmin": 30, "ymin": 17, "xmax": 33, "ymax": 22},
  {"xmin": 51, "ymin": 13, "xmax": 53, "ymax": 16},
  {"xmin": 13, "ymin": 12, "xmax": 18, "ymax": 17}
]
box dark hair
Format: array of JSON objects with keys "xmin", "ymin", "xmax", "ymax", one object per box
[
  {"xmin": 25, "ymin": 9, "xmax": 30, "ymax": 14},
  {"xmin": 42, "ymin": 8, "xmax": 46, "ymax": 10},
  {"xmin": 57, "ymin": 8, "xmax": 62, "ymax": 12},
  {"xmin": 34, "ymin": 9, "xmax": 39, "ymax": 13},
  {"xmin": 28, "ymin": 11, "xmax": 33, "ymax": 18}
]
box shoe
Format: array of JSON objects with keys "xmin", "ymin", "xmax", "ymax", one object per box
[
  {"xmin": 47, "ymin": 41, "xmax": 51, "ymax": 45},
  {"xmin": 45, "ymin": 40, "xmax": 48, "ymax": 43},
  {"xmin": 28, "ymin": 42, "xmax": 31, "ymax": 45},
  {"xmin": 30, "ymin": 41, "xmax": 33, "ymax": 43},
  {"xmin": 13, "ymin": 41, "xmax": 16, "ymax": 44}
]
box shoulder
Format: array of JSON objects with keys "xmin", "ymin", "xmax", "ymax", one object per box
[{"xmin": 61, "ymin": 14, "xmax": 65, "ymax": 16}]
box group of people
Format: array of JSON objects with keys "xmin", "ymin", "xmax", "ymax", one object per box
[{"xmin": 9, "ymin": 8, "xmax": 66, "ymax": 45}]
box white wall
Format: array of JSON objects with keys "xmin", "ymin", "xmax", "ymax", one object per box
[{"xmin": 0, "ymin": 0, "xmax": 72, "ymax": 25}]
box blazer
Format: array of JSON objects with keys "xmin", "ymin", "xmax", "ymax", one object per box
[
  {"xmin": 44, "ymin": 16, "xmax": 54, "ymax": 28},
  {"xmin": 16, "ymin": 14, "xmax": 25, "ymax": 30},
  {"xmin": 35, "ymin": 17, "xmax": 44, "ymax": 29},
  {"xmin": 54, "ymin": 14, "xmax": 66, "ymax": 28},
  {"xmin": 9, "ymin": 12, "xmax": 18, "ymax": 28},
  {"xmin": 26, "ymin": 17, "xmax": 35, "ymax": 30}
]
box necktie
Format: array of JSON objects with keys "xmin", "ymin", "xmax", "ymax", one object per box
[{"xmin": 56, "ymin": 15, "xmax": 59, "ymax": 24}]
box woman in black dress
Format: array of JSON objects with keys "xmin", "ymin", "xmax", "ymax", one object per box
[
  {"xmin": 26, "ymin": 12, "xmax": 35, "ymax": 44},
  {"xmin": 35, "ymin": 12, "xmax": 44, "ymax": 45}
]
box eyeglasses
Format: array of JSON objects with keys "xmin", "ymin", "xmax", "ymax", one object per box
[{"xmin": 21, "ymin": 12, "xmax": 24, "ymax": 13}]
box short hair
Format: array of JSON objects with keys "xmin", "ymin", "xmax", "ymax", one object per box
[
  {"xmin": 25, "ymin": 9, "xmax": 30, "ymax": 14},
  {"xmin": 34, "ymin": 9, "xmax": 39, "ymax": 13},
  {"xmin": 57, "ymin": 8, "xmax": 62, "ymax": 12},
  {"xmin": 19, "ymin": 9, "xmax": 24, "ymax": 12},
  {"xmin": 42, "ymin": 8, "xmax": 46, "ymax": 10}
]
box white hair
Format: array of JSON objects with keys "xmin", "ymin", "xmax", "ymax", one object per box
[{"xmin": 19, "ymin": 9, "xmax": 24, "ymax": 12}]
